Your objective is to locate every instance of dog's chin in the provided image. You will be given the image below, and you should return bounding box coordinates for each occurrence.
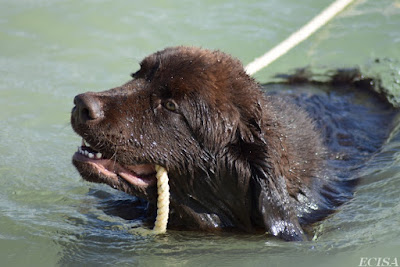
[72,140,157,200]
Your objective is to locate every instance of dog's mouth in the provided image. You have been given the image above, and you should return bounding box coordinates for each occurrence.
[72,139,157,190]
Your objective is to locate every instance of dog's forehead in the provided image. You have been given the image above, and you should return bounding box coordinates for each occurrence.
[142,49,206,74]
[137,51,202,93]
[135,47,253,105]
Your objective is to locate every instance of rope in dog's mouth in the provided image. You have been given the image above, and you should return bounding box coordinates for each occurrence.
[153,165,170,234]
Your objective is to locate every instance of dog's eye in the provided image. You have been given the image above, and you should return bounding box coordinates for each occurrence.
[164,101,177,111]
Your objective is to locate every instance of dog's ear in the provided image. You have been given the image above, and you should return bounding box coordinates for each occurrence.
[236,113,306,241]
[251,164,306,241]
[226,79,306,240]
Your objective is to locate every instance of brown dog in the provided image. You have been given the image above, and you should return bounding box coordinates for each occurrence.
[71,46,350,241]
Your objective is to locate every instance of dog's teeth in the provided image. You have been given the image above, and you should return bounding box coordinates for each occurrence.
[88,153,94,159]
[95,152,102,159]
[84,150,89,156]
[82,139,91,147]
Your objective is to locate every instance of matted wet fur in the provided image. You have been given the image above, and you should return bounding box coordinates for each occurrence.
[71,46,358,241]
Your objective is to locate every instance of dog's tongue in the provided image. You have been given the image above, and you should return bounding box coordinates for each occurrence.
[117,164,156,187]
[125,164,156,176]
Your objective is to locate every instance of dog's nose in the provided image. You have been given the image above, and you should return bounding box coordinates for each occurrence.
[73,93,103,124]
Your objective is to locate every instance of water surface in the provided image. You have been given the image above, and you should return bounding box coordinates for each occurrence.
[1,0,399,266]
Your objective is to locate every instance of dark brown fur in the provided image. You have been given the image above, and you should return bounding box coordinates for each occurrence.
[71,46,338,241]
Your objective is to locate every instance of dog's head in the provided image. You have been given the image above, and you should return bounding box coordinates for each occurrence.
[71,46,317,240]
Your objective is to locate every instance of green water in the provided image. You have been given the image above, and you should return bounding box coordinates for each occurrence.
[1,0,399,266]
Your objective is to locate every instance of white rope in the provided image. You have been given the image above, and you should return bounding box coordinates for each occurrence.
[153,165,170,234]
[245,0,356,76]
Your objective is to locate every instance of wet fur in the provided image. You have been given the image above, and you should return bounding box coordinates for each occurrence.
[71,46,352,241]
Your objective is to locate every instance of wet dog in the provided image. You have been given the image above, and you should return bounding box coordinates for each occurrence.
[71,46,367,240]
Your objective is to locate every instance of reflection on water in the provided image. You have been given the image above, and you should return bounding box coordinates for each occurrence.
[1,0,399,266]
